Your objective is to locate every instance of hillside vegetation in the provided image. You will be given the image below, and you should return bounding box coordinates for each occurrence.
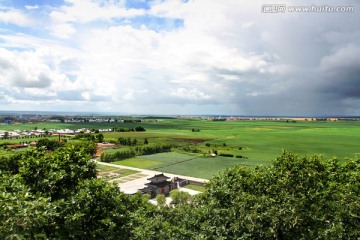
[1,142,359,239]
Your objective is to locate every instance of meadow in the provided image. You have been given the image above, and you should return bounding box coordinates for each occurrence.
[112,152,255,179]
[102,119,360,162]
[2,118,360,179]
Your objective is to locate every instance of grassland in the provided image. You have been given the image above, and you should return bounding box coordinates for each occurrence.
[96,164,139,180]
[2,119,360,179]
[112,152,281,179]
[100,119,360,162]
[183,184,207,192]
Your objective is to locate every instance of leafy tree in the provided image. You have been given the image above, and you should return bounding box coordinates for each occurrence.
[156,194,166,206]
[19,145,97,200]
[0,172,56,239]
[135,126,146,132]
[74,133,95,142]
[198,151,360,239]
[96,133,104,143]
[0,152,23,174]
[2,148,360,239]
[56,179,139,240]
[72,140,97,156]
[37,138,64,151]
[170,190,191,205]
[100,148,136,162]
[131,201,202,240]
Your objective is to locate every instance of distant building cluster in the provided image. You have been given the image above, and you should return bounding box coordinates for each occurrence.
[0,113,144,125]
[1,112,360,127]
[0,128,113,140]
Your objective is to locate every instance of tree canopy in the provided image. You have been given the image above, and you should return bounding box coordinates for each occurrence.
[1,147,359,239]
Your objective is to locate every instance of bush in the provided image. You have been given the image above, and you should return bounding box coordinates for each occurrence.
[135,144,172,155]
[170,190,191,205]
[156,194,166,206]
[135,126,146,132]
[219,153,233,157]
[100,149,136,162]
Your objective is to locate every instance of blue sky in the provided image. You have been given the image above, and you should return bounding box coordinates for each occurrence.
[0,0,360,115]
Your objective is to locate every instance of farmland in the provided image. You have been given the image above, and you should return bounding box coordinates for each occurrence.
[112,152,255,179]
[1,118,360,179]
[100,119,360,163]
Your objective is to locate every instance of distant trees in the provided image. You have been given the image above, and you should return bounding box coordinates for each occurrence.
[3,132,8,139]
[218,153,233,157]
[100,148,136,162]
[118,137,137,146]
[113,126,146,132]
[36,138,65,151]
[135,126,146,132]
[100,144,172,163]
[96,133,104,143]
[135,144,172,156]
[74,133,95,141]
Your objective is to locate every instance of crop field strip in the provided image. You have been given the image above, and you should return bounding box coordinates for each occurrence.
[2,119,360,179]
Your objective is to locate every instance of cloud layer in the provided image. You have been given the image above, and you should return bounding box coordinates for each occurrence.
[0,0,359,115]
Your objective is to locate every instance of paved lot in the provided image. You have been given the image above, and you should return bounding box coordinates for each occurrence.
[95,160,208,195]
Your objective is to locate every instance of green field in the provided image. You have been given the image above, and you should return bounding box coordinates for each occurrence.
[99,119,360,162]
[96,164,138,180]
[2,119,360,178]
[113,152,277,179]
[183,184,207,192]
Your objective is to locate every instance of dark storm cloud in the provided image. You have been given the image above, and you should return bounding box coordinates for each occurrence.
[318,45,360,99]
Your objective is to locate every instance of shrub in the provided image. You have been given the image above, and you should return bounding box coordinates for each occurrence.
[156,194,166,206]
[219,153,233,157]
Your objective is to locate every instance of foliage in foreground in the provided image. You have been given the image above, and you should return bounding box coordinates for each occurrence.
[133,151,360,239]
[197,152,360,239]
[1,147,359,239]
[0,143,139,239]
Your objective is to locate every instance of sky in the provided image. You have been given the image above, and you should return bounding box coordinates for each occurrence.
[0,0,359,116]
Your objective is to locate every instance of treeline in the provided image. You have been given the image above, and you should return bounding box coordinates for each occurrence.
[118,137,138,146]
[113,126,146,132]
[100,144,172,163]
[74,133,104,142]
[100,148,136,162]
